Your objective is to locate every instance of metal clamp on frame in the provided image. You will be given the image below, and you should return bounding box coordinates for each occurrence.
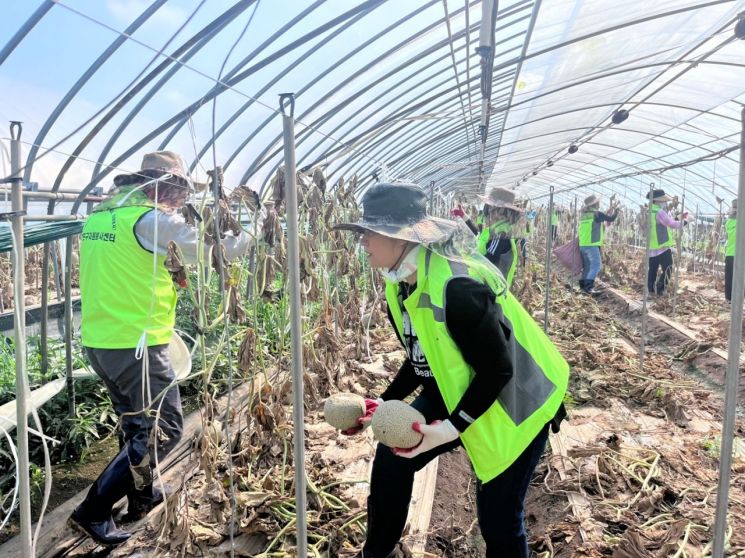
[278,92,295,118]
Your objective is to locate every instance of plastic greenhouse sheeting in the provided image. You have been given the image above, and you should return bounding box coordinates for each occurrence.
[0,0,744,215]
[0,221,84,253]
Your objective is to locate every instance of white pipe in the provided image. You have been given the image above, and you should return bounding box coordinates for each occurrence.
[9,120,33,558]
[280,93,308,558]
[711,106,745,558]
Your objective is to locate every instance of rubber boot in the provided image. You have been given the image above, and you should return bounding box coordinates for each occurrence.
[68,449,134,545]
[578,279,587,292]
[123,483,164,523]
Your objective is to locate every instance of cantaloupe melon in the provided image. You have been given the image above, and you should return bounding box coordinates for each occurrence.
[324,393,366,430]
[371,400,424,449]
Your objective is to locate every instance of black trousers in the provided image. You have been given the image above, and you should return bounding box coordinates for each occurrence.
[363,394,550,558]
[647,249,674,295]
[725,255,734,301]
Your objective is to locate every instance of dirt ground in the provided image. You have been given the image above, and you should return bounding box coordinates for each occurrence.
[0,435,119,545]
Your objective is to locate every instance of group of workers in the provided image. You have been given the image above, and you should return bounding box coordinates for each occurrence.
[71,148,733,558]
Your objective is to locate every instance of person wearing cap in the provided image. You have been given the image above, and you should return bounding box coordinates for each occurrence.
[335,183,568,558]
[724,199,737,302]
[71,151,252,544]
[646,188,688,297]
[469,187,525,287]
[577,194,619,294]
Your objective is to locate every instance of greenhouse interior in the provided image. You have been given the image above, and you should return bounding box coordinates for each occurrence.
[1,1,745,557]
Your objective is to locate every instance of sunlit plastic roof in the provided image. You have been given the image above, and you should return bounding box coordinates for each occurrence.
[1,0,744,215]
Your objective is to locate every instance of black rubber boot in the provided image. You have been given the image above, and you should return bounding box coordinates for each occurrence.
[578,279,587,291]
[68,449,134,545]
[123,483,164,523]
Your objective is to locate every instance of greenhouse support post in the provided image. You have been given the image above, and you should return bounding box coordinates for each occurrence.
[9,120,33,558]
[711,107,745,558]
[672,185,685,315]
[40,242,50,376]
[639,182,654,372]
[543,186,554,333]
[64,233,75,419]
[280,93,308,558]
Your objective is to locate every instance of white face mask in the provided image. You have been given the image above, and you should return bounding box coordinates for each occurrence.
[385,244,420,283]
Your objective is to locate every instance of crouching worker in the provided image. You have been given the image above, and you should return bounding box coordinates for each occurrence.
[333,183,569,558]
[71,151,251,544]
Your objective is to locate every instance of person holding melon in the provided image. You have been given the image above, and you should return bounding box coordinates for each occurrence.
[333,182,569,558]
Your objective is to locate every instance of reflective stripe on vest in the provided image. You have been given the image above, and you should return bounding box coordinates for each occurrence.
[725,218,737,257]
[649,205,674,249]
[80,201,177,348]
[385,249,569,482]
[478,221,517,287]
[578,212,604,247]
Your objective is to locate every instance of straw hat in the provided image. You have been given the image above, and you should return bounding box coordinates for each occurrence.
[333,183,458,244]
[478,187,524,212]
[582,194,600,211]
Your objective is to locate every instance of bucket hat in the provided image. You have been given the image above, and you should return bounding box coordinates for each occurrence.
[647,189,672,202]
[478,187,524,212]
[582,194,601,211]
[115,151,192,190]
[333,182,457,244]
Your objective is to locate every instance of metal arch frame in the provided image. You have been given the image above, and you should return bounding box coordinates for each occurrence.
[0,0,55,66]
[322,52,519,184]
[239,0,535,190]
[209,0,455,179]
[64,0,384,213]
[24,0,169,185]
[336,67,519,185]
[293,36,485,174]
[183,0,361,174]
[503,13,741,187]
[154,0,331,154]
[296,61,515,191]
[311,49,523,189]
[237,0,491,187]
[490,0,543,167]
[517,128,742,192]
[286,32,520,177]
[282,0,739,197]
[519,134,741,210]
[45,1,258,214]
[289,0,534,176]
[96,0,323,179]
[431,124,728,195]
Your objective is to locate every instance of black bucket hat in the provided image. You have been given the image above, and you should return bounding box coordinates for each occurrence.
[647,189,672,202]
[333,182,458,244]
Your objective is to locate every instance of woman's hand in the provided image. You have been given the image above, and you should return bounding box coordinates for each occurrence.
[341,398,382,435]
[392,419,459,458]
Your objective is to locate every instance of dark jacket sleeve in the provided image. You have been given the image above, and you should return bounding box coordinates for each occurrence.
[379,359,422,401]
[379,305,423,401]
[464,218,480,236]
[595,210,619,223]
[443,277,514,432]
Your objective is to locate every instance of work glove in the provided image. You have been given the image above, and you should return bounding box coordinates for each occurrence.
[341,398,382,435]
[450,207,465,218]
[393,419,459,458]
